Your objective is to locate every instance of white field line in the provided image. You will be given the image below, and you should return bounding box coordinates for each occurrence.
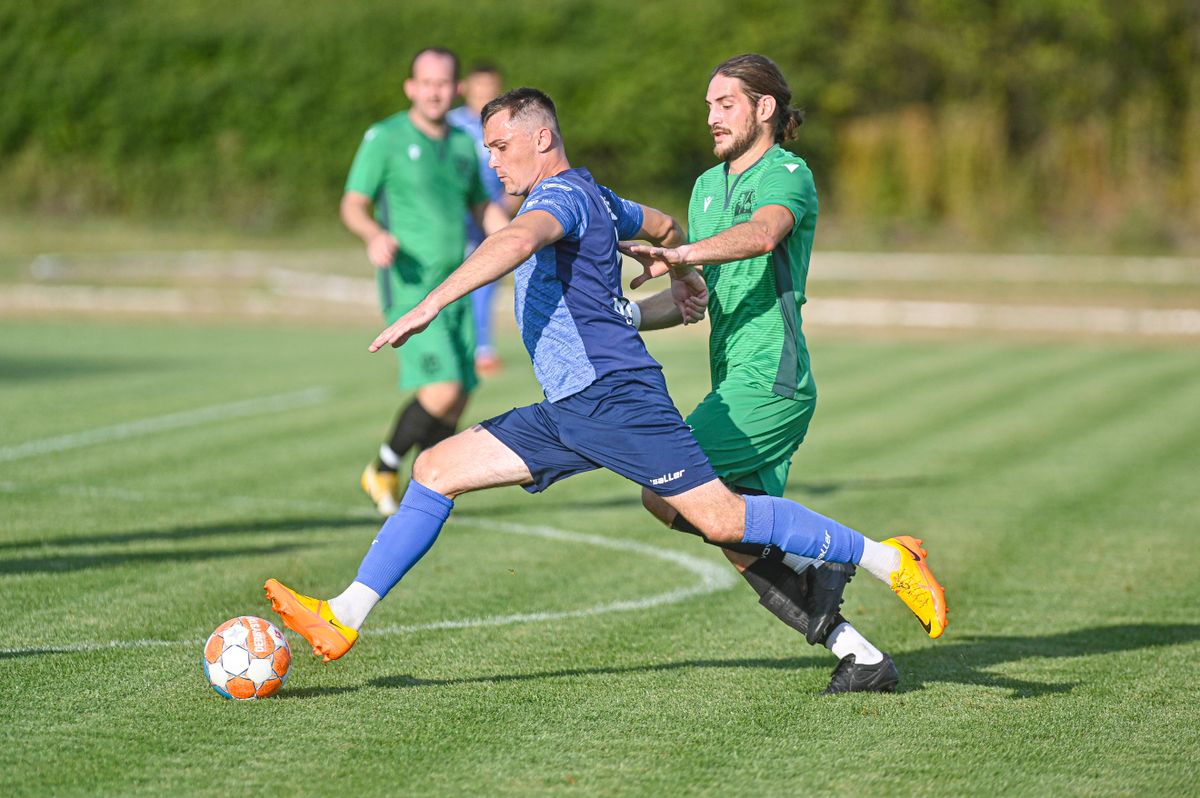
[0,387,330,463]
[0,490,737,657]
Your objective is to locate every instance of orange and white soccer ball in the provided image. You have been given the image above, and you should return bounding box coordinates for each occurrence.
[203,616,291,700]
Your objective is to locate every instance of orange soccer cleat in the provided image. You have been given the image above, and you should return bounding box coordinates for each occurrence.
[264,578,359,662]
[882,536,948,639]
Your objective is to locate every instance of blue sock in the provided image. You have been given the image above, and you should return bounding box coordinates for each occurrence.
[355,480,453,597]
[741,495,865,564]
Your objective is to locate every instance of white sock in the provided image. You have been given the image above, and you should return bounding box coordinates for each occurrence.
[327,581,382,630]
[825,621,884,665]
[857,539,901,584]
[378,444,401,470]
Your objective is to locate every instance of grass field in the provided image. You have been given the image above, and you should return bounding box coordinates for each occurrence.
[2,316,1198,797]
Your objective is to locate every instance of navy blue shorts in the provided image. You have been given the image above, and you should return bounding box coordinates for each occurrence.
[480,368,718,497]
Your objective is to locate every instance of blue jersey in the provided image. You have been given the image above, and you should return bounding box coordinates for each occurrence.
[513,168,658,401]
[447,105,507,247]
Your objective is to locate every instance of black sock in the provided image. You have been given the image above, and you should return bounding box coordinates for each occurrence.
[742,560,846,646]
[379,399,441,472]
[418,416,457,450]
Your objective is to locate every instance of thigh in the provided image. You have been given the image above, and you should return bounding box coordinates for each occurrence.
[479,402,600,493]
[414,424,533,498]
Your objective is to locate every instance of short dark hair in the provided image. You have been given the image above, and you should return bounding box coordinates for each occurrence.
[466,62,501,78]
[410,47,460,81]
[481,87,559,133]
[712,53,804,143]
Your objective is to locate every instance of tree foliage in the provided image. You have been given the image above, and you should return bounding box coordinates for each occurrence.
[2,0,1196,248]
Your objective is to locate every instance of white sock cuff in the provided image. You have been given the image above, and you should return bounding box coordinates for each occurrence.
[378,444,401,469]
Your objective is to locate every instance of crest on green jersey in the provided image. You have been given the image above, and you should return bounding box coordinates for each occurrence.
[733,189,755,216]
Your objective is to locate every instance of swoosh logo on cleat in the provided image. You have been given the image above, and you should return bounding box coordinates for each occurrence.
[918,617,931,633]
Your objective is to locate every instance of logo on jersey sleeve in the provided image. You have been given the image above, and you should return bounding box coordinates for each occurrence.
[703,196,713,212]
[784,163,799,173]
[408,144,421,161]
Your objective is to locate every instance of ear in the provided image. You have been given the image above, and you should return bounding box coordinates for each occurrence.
[457,80,468,96]
[403,78,416,101]
[535,126,553,153]
[757,95,777,125]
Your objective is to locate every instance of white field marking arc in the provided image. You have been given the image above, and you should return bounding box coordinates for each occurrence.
[0,490,738,657]
[0,387,330,463]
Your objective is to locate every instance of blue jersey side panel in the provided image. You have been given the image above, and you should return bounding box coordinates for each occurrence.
[513,168,658,401]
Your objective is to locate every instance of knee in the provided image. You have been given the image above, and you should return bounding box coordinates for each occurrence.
[641,488,672,526]
[411,448,441,490]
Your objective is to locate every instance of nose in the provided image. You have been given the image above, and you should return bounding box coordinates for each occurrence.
[707,106,721,128]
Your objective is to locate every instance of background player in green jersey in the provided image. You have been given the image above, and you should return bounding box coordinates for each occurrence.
[341,47,510,516]
[624,54,898,693]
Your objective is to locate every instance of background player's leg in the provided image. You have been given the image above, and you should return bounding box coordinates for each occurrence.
[471,280,502,375]
[644,486,882,655]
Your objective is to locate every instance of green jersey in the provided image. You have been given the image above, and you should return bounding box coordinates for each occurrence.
[345,112,489,285]
[687,144,818,399]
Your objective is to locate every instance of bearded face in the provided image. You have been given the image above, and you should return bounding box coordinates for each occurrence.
[705,74,770,164]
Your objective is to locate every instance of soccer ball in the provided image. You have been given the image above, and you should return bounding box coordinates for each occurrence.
[203,616,291,700]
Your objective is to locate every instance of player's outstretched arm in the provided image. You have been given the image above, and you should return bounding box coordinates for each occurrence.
[624,204,794,271]
[369,210,565,352]
[620,204,686,289]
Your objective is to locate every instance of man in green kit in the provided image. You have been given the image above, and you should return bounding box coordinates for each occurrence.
[623,54,901,693]
[341,46,509,516]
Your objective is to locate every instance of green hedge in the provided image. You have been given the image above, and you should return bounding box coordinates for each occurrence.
[2,0,1197,248]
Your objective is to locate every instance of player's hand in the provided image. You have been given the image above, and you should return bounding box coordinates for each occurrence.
[367,231,400,268]
[369,301,438,352]
[620,242,674,289]
[671,269,708,325]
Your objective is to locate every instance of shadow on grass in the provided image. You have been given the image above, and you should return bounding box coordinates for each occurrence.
[0,516,374,552]
[275,623,1200,701]
[0,354,178,383]
[0,543,311,576]
[791,475,941,497]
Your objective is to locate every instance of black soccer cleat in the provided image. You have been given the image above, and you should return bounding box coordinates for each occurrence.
[823,653,900,695]
[803,562,854,645]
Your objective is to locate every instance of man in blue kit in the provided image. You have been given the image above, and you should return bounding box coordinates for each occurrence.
[265,88,948,663]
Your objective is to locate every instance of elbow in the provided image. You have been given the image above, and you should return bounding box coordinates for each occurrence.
[752,226,777,256]
[505,227,540,261]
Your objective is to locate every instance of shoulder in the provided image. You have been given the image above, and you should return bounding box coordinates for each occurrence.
[763,147,813,183]
[447,125,478,153]
[361,112,409,143]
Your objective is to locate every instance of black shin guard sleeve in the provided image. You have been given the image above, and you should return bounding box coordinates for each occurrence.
[742,558,813,639]
[385,399,441,462]
[418,417,457,451]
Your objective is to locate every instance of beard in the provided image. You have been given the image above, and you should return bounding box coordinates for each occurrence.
[712,118,760,162]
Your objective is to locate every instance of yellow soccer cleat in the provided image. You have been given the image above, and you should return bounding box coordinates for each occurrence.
[361,462,400,516]
[882,536,948,639]
[264,579,359,662]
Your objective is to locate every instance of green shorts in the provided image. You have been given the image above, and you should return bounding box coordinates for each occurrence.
[685,378,815,496]
[378,267,477,393]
